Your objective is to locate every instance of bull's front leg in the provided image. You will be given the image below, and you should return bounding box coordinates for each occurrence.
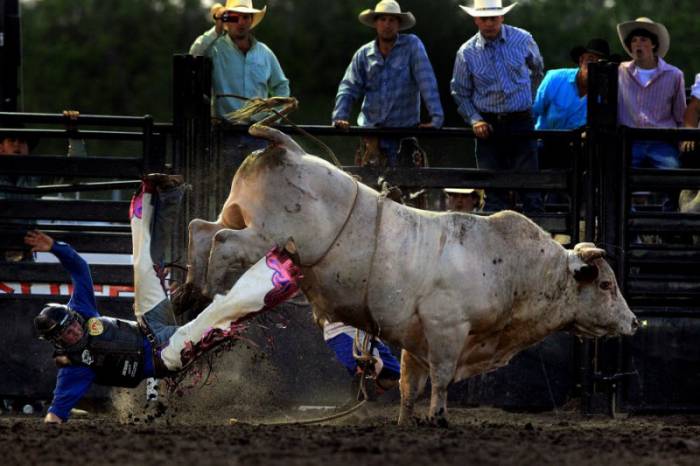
[171,219,225,320]
[206,228,273,298]
[422,305,469,428]
[398,349,429,426]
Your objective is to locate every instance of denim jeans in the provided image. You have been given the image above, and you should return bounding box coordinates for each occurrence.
[631,141,680,169]
[475,116,543,213]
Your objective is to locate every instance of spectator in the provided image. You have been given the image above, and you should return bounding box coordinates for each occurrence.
[1,125,40,262]
[534,38,610,133]
[617,17,686,169]
[332,0,443,168]
[681,73,700,160]
[190,0,290,122]
[444,188,485,213]
[451,0,544,213]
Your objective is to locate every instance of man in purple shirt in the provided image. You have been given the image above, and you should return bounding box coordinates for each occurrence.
[617,17,686,169]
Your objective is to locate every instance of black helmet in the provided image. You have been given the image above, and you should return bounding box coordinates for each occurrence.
[34,303,82,344]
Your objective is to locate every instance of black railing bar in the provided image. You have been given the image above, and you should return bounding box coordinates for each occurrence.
[629,211,700,219]
[219,123,582,140]
[0,180,141,194]
[0,128,145,140]
[630,307,700,317]
[0,112,154,126]
[623,126,700,139]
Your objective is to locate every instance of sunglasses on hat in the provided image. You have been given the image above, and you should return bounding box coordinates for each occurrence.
[220,11,252,23]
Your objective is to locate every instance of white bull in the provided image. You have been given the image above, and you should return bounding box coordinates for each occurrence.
[178,125,638,425]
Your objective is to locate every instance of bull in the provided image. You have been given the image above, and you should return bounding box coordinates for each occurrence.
[176,124,638,426]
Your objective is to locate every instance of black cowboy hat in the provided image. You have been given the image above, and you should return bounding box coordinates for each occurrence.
[570,38,611,64]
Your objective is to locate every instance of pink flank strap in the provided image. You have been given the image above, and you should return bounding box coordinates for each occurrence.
[263,247,303,310]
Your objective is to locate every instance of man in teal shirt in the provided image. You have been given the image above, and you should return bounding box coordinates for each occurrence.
[533,38,609,171]
[189,0,290,120]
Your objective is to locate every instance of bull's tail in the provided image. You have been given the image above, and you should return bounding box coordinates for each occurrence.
[249,124,306,156]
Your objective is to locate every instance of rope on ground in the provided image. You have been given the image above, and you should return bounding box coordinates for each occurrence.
[230,330,376,426]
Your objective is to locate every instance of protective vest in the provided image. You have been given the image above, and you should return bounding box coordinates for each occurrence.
[57,317,146,388]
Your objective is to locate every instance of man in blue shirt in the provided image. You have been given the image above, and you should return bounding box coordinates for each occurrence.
[451,0,543,212]
[28,175,187,423]
[29,174,303,423]
[332,0,444,167]
[533,38,610,171]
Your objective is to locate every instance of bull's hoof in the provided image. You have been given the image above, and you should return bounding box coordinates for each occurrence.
[428,416,449,429]
[170,282,213,322]
[397,415,419,427]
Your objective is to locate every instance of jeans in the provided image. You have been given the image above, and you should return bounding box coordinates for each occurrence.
[143,299,178,345]
[631,141,680,169]
[476,115,543,213]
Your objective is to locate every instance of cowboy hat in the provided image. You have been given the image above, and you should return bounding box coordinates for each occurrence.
[219,0,267,29]
[617,17,670,59]
[570,38,610,64]
[444,188,485,209]
[359,0,416,31]
[460,0,517,17]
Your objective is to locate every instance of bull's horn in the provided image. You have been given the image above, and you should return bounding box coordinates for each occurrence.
[573,242,597,253]
[249,124,305,156]
[574,244,606,263]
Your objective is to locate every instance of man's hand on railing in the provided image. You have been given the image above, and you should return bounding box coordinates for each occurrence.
[472,121,492,139]
[681,140,696,153]
[24,230,54,253]
[333,120,350,131]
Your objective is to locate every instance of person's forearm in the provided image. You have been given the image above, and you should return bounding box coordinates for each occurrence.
[684,100,700,128]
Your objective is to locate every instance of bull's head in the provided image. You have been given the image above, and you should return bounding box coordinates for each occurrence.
[567,243,639,338]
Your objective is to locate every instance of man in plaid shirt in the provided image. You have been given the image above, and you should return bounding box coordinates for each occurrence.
[332,0,443,167]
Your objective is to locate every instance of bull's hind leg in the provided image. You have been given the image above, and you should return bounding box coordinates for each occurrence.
[398,349,429,426]
[206,227,273,297]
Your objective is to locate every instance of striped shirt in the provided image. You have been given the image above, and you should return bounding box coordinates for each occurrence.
[617,58,686,128]
[332,34,444,128]
[190,27,290,118]
[451,24,544,125]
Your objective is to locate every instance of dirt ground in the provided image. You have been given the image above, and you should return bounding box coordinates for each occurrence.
[3,403,700,466]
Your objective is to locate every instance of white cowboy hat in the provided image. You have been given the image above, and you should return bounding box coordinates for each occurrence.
[222,0,267,29]
[444,188,483,195]
[358,0,416,31]
[617,17,670,59]
[460,0,517,17]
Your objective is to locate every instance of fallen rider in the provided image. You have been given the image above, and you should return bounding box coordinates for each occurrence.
[29,174,301,423]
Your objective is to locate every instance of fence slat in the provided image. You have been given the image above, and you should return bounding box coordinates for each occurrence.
[0,155,143,178]
[0,200,130,222]
[0,263,133,284]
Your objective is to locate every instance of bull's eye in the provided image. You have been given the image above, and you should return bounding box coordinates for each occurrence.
[599,281,613,291]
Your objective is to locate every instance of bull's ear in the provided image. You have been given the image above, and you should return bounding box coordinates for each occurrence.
[573,243,606,263]
[568,251,600,283]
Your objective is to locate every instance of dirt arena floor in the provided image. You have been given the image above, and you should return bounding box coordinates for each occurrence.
[3,403,700,466]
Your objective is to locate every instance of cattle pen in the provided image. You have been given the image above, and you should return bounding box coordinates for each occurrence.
[2,54,700,465]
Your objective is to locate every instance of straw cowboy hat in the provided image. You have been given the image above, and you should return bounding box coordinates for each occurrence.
[217,0,267,29]
[444,188,486,207]
[569,38,610,64]
[359,0,416,31]
[460,0,517,17]
[617,17,670,58]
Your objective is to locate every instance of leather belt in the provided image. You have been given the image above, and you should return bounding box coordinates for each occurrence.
[481,110,532,123]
